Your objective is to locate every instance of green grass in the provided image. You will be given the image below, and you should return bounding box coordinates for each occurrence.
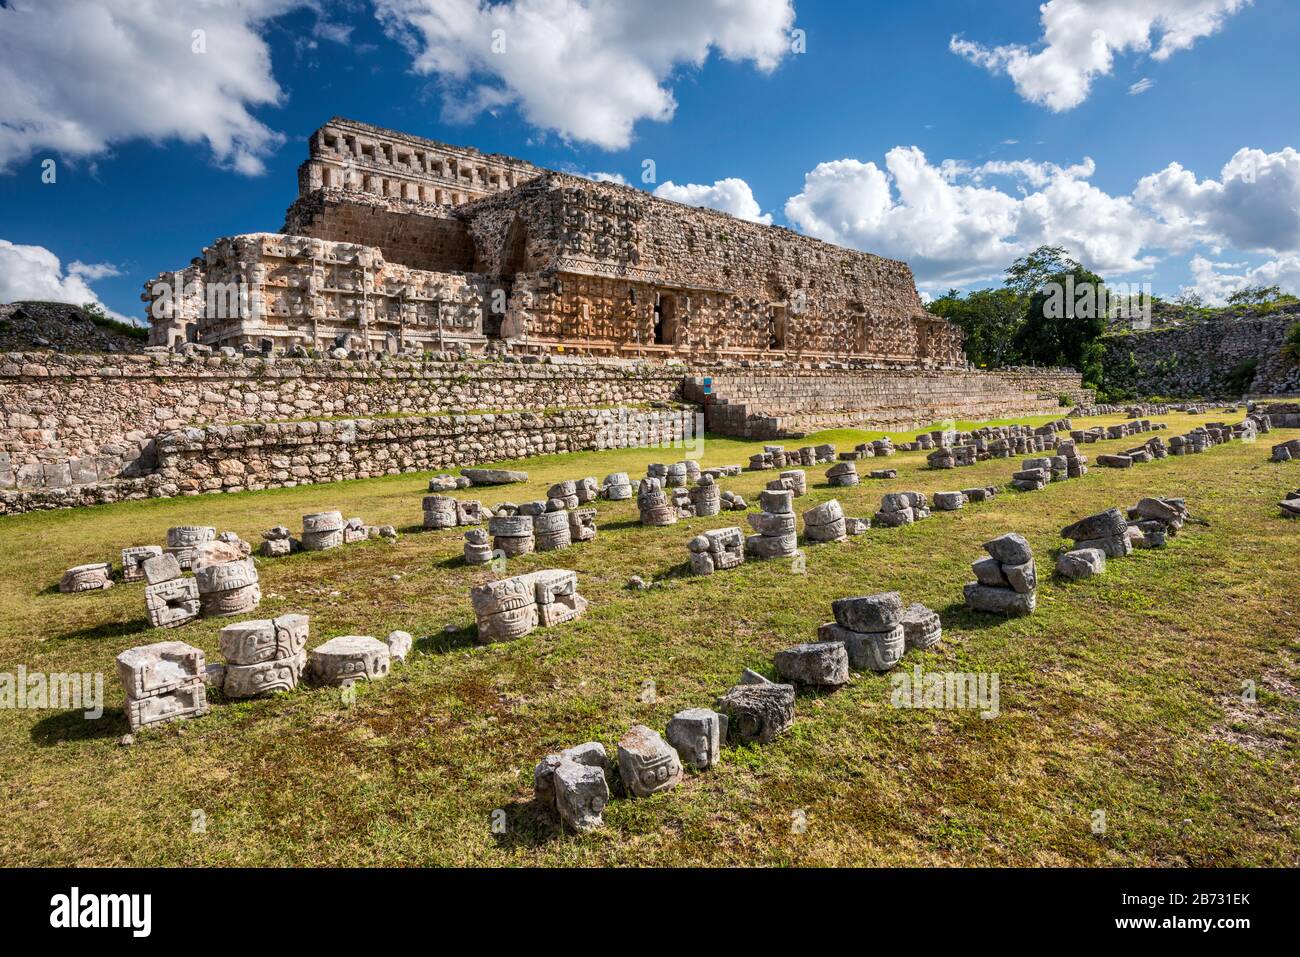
[0,412,1297,866]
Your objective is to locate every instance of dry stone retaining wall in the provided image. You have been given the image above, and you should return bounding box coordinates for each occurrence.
[1099,312,1300,398]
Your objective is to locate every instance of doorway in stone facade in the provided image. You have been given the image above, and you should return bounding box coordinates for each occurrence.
[653,293,678,345]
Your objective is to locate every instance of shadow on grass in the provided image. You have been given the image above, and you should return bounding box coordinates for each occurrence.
[30,708,129,746]
[491,798,566,848]
[415,624,479,655]
[51,617,151,642]
[937,601,1022,632]
[599,518,643,532]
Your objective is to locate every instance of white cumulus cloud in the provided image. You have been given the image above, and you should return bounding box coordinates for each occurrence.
[951,0,1250,111]
[372,0,797,149]
[0,0,325,175]
[654,178,773,224]
[1182,253,1300,304]
[783,143,1300,295]
[0,239,133,322]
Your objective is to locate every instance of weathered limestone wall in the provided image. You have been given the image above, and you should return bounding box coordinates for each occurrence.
[0,354,686,492]
[153,408,696,496]
[1099,312,1300,398]
[688,367,1090,436]
[0,351,1087,512]
[460,174,964,364]
[282,190,478,273]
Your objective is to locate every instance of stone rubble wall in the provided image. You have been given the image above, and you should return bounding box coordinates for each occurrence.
[1099,312,1300,398]
[0,351,1087,512]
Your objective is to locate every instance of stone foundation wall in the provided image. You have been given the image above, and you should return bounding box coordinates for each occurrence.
[0,350,1087,512]
[689,367,1090,437]
[1099,312,1300,398]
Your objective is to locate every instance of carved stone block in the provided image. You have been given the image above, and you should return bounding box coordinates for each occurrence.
[617,724,683,797]
[665,708,727,769]
[121,546,163,583]
[59,562,113,593]
[308,635,391,685]
[144,577,200,628]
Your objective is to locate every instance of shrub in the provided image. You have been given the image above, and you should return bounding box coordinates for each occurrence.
[1282,321,1300,365]
[1225,358,1259,395]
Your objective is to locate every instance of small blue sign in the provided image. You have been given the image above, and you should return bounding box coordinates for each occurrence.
[703,376,712,395]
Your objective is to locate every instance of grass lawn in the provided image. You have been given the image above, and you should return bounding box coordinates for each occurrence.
[0,411,1297,866]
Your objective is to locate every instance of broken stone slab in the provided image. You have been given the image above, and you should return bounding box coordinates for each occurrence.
[121,546,163,583]
[308,635,391,686]
[774,641,850,687]
[1003,560,1038,594]
[818,621,906,672]
[553,759,609,833]
[534,741,610,807]
[142,552,183,585]
[192,539,248,570]
[869,469,897,479]
[1073,534,1133,558]
[144,577,200,628]
[59,562,113,593]
[972,556,1009,587]
[665,708,727,770]
[963,582,1036,616]
[385,630,413,661]
[1097,454,1134,468]
[873,506,914,527]
[845,517,870,535]
[831,592,904,632]
[716,681,796,744]
[933,491,965,511]
[617,724,684,797]
[901,603,942,650]
[1061,508,1128,542]
[1057,548,1107,579]
[1134,521,1168,548]
[982,533,1033,566]
[739,668,770,685]
[461,468,528,485]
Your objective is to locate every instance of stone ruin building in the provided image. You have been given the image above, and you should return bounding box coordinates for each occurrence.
[144,117,963,365]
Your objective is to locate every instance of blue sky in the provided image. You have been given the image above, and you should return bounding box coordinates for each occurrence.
[2,0,1298,323]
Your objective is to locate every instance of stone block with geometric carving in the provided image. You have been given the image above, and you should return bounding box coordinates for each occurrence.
[116,640,209,731]
[617,724,683,798]
[164,525,216,570]
[301,511,344,551]
[59,562,114,593]
[144,576,201,629]
[470,569,586,643]
[308,635,391,686]
[195,557,261,618]
[121,546,163,583]
[687,526,745,576]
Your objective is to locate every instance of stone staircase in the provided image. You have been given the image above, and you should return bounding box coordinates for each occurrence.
[685,368,1090,438]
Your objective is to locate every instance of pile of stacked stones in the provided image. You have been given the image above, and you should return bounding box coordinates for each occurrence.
[687,526,746,575]
[825,461,859,486]
[1012,439,1087,489]
[600,472,633,500]
[926,443,979,469]
[215,613,310,698]
[802,499,851,543]
[1271,438,1300,462]
[965,533,1037,615]
[488,508,535,556]
[471,569,587,643]
[260,526,298,557]
[835,438,896,462]
[290,511,397,550]
[1281,490,1300,519]
[1126,497,1189,548]
[116,640,209,731]
[1056,508,1130,582]
[423,495,484,530]
[139,536,261,627]
[748,446,787,470]
[746,488,800,559]
[547,478,599,507]
[874,491,930,527]
[690,474,722,516]
[637,477,678,527]
[766,468,807,499]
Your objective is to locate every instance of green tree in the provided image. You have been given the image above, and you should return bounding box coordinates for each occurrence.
[1226,284,1282,306]
[1015,263,1107,388]
[1005,245,1080,299]
[929,286,1025,367]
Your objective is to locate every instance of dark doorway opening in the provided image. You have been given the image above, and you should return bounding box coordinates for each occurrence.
[653,293,677,345]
